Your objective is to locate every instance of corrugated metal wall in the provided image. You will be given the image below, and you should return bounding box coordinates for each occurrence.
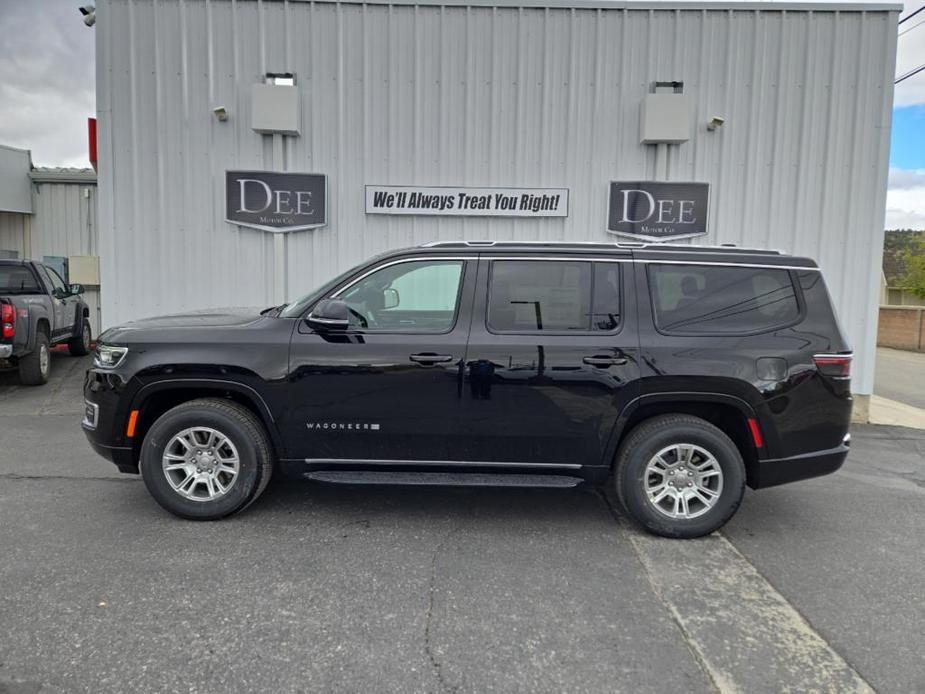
[96,0,898,395]
[30,181,102,335]
[0,182,102,336]
[0,212,27,257]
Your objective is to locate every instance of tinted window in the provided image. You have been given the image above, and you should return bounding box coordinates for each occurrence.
[45,267,67,294]
[488,261,621,332]
[0,265,42,294]
[648,264,799,334]
[338,260,464,332]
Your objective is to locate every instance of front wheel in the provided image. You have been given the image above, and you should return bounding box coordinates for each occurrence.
[139,398,274,520]
[614,414,746,539]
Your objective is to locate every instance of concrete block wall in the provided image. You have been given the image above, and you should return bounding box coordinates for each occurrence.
[877,306,925,352]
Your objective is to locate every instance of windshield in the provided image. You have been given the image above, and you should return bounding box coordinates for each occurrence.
[279,265,364,318]
[0,264,42,294]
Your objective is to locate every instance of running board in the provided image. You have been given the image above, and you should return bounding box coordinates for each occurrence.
[305,471,583,488]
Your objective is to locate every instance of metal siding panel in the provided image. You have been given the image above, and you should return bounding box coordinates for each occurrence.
[99,0,897,394]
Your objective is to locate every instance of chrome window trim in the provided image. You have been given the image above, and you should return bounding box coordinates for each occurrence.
[637,259,820,272]
[331,256,476,297]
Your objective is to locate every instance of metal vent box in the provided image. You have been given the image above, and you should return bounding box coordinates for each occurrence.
[250,84,301,136]
[639,93,691,144]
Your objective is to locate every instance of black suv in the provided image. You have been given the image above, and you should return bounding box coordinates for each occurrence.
[83,241,852,537]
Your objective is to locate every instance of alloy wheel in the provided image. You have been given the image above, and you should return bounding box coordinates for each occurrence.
[644,443,724,520]
[162,426,240,502]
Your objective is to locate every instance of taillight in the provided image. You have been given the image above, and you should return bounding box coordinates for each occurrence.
[1,303,14,339]
[813,353,852,379]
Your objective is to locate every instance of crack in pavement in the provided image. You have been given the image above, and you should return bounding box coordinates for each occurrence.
[423,521,463,694]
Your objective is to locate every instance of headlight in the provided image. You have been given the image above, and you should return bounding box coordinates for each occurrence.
[94,344,128,369]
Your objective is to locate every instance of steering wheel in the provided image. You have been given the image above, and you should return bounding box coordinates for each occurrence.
[347,306,378,329]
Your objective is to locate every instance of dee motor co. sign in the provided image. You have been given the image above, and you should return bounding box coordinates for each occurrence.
[366,186,568,217]
[608,181,708,241]
[226,170,327,232]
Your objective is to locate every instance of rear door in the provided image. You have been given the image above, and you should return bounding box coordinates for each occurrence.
[458,252,641,469]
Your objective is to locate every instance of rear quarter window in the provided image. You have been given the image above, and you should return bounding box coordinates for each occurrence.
[647,264,801,335]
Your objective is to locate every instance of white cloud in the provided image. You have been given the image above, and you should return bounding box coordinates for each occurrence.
[0,0,94,168]
[888,167,925,190]
[886,168,925,230]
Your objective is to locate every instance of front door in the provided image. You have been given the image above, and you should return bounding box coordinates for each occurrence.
[458,254,640,469]
[286,254,477,463]
[40,266,73,341]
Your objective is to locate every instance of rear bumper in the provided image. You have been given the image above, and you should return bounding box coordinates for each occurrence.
[0,344,12,359]
[749,434,850,489]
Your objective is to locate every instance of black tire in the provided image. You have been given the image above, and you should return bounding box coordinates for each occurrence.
[614,414,746,539]
[68,318,91,356]
[19,329,50,386]
[139,398,274,520]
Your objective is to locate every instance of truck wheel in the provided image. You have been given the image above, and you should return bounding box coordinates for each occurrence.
[68,319,91,356]
[19,330,50,386]
[139,398,274,520]
[614,414,746,539]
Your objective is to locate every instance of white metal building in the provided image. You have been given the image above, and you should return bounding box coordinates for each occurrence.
[0,146,102,335]
[95,0,899,411]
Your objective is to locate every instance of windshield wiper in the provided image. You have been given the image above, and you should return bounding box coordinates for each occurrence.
[260,304,287,316]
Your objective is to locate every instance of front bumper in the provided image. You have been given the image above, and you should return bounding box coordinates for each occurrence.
[83,432,136,473]
[749,434,850,489]
[83,369,139,474]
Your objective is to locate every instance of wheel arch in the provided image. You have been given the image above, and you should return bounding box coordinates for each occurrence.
[128,379,286,469]
[609,392,764,488]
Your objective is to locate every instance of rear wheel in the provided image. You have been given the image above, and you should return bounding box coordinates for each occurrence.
[19,330,50,386]
[139,398,274,520]
[69,318,91,356]
[614,414,746,538]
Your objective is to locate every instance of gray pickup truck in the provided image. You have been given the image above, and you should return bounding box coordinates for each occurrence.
[0,259,92,385]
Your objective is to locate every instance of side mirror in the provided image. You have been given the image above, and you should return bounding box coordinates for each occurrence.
[306,298,349,331]
[383,287,400,310]
[69,284,84,296]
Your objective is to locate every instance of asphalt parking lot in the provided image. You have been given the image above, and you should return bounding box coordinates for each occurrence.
[1,354,923,693]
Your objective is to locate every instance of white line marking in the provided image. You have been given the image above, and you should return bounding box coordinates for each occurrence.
[626,528,874,694]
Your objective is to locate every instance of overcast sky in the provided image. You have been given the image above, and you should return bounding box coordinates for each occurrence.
[0,0,922,228]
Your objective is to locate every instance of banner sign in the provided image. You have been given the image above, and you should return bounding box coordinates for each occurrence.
[365,185,568,218]
[226,170,327,232]
[607,181,708,241]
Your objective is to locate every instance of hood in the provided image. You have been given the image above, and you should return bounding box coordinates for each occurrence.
[99,307,267,343]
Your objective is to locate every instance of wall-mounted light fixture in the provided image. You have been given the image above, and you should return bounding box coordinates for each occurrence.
[213,106,229,122]
[78,4,96,27]
[707,116,726,131]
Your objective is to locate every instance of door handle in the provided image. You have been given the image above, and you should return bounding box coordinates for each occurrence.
[410,353,454,365]
[582,355,628,367]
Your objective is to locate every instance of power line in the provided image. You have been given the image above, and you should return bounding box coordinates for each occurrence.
[899,15,925,36]
[899,5,925,24]
[896,63,925,85]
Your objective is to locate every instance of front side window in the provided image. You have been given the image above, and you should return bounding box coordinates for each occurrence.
[45,267,68,296]
[648,264,800,335]
[487,260,621,333]
[337,260,464,332]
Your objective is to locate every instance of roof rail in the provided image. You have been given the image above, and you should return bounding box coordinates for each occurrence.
[419,240,784,254]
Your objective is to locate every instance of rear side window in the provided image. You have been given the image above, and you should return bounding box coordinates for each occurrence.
[648,264,800,335]
[0,265,42,294]
[488,260,621,333]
